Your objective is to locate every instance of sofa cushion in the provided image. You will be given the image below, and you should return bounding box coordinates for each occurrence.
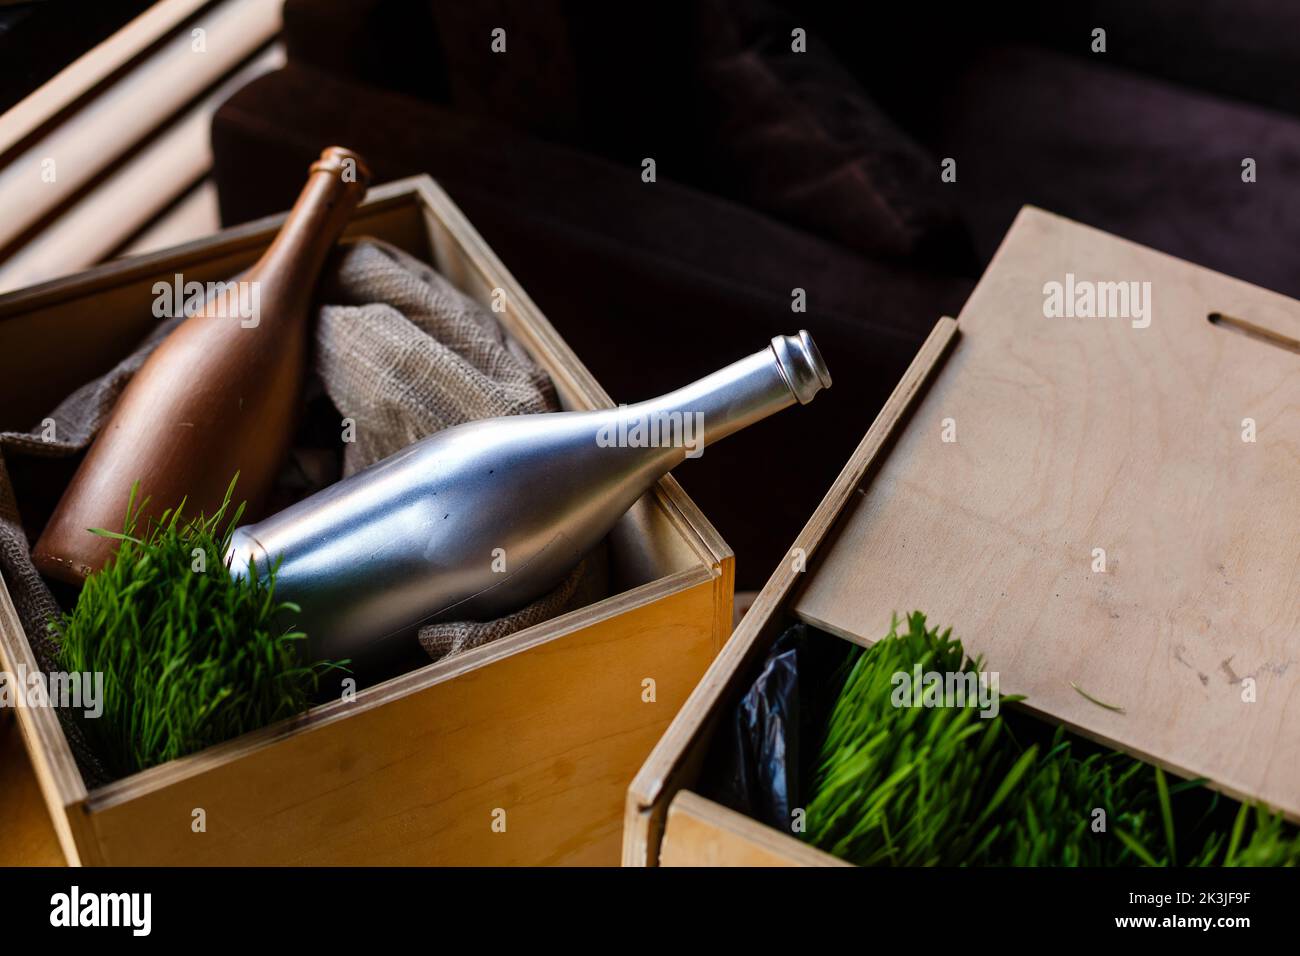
[931,44,1300,299]
[690,0,973,267]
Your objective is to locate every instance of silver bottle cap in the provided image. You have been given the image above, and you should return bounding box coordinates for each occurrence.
[770,330,832,404]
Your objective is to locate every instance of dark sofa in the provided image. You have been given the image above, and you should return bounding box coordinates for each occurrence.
[210,0,1300,587]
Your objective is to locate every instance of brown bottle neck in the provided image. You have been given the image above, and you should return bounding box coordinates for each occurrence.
[248,153,370,314]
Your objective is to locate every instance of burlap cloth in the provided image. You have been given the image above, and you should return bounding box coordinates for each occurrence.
[0,237,605,783]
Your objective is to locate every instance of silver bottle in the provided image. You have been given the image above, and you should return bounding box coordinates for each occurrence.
[227,331,830,661]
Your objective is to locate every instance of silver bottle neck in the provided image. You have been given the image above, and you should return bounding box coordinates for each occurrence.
[622,330,832,451]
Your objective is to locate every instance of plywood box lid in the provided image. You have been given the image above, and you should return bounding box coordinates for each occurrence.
[794,206,1300,819]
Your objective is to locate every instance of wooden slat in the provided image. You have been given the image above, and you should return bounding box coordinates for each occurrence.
[0,0,281,255]
[0,718,64,866]
[0,46,283,291]
[0,0,212,159]
[0,563,87,864]
[118,179,222,258]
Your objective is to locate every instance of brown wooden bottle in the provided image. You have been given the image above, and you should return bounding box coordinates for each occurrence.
[33,146,371,584]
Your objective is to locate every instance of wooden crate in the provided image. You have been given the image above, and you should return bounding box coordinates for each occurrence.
[0,176,734,866]
[626,206,1300,866]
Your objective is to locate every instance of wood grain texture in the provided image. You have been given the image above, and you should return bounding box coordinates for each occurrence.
[660,791,848,867]
[0,718,65,866]
[0,0,282,255]
[78,575,721,865]
[623,319,959,866]
[0,177,734,865]
[119,179,221,259]
[796,207,1300,820]
[0,47,283,292]
[0,566,86,864]
[0,0,210,159]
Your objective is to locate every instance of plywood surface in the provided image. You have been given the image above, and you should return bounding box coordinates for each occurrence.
[79,575,722,865]
[795,207,1300,819]
[0,717,65,866]
[660,791,848,867]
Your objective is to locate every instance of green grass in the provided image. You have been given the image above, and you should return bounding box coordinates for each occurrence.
[804,612,1300,866]
[52,477,341,778]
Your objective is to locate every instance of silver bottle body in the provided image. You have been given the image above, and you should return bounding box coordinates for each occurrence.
[227,332,830,662]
